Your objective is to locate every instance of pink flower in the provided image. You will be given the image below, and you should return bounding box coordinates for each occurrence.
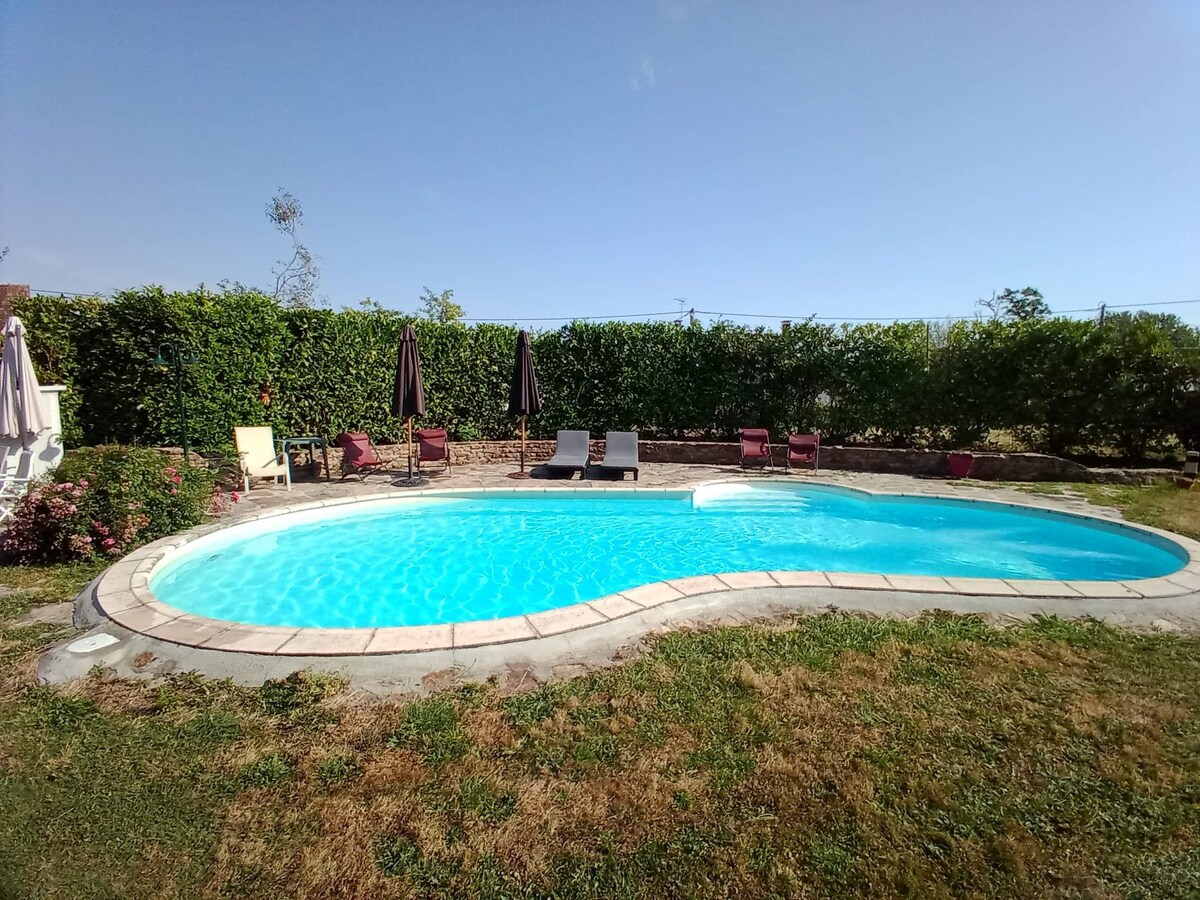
[100,537,115,549]
[171,474,182,484]
[79,479,89,488]
[169,487,178,496]
[231,491,241,503]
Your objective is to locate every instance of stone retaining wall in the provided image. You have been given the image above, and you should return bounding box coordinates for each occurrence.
[262,439,1144,483]
[159,439,1177,483]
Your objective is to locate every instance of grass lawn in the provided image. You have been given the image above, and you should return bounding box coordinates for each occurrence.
[1,483,1199,898]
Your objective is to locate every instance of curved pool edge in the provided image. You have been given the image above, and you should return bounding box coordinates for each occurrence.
[91,479,1200,657]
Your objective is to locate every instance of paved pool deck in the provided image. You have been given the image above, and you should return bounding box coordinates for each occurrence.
[38,463,1200,694]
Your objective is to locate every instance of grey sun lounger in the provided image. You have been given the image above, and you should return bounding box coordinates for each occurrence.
[597,431,639,481]
[544,430,590,479]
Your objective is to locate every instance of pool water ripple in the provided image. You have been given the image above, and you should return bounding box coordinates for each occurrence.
[150,485,1186,628]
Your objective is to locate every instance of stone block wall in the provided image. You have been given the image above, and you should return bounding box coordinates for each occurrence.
[164,438,1158,483]
[282,439,1096,482]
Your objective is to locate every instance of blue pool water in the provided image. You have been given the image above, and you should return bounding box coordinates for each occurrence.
[150,485,1186,628]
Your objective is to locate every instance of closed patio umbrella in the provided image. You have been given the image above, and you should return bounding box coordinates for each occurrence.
[507,329,542,476]
[0,317,50,449]
[391,324,426,481]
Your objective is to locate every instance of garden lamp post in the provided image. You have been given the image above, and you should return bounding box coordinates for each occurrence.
[154,341,199,461]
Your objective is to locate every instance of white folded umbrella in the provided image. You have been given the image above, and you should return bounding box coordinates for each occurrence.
[0,316,50,448]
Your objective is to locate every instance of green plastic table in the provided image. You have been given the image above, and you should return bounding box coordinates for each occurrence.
[282,436,331,481]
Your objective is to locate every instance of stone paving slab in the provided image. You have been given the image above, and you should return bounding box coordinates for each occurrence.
[200,626,299,654]
[279,628,376,656]
[366,625,455,654]
[884,575,955,593]
[827,573,891,590]
[1007,580,1083,598]
[770,570,832,587]
[943,578,1023,597]
[454,616,537,648]
[587,594,644,619]
[716,571,779,590]
[528,605,608,636]
[621,582,687,607]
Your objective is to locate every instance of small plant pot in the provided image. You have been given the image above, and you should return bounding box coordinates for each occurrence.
[948,452,975,479]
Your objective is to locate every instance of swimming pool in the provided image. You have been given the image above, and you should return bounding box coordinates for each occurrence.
[149,483,1187,629]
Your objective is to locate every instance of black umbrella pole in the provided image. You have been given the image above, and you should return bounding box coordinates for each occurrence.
[407,416,413,480]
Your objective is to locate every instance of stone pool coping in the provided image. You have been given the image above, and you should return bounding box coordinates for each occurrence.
[90,480,1200,656]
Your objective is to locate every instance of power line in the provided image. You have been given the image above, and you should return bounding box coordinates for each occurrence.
[29,288,116,298]
[25,289,683,322]
[24,287,1200,324]
[694,299,1200,323]
[460,310,680,323]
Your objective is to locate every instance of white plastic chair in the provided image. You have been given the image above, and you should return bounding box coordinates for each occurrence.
[0,447,33,521]
[234,426,291,492]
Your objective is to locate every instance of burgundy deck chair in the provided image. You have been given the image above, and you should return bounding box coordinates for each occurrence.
[739,428,774,472]
[335,432,386,481]
[416,428,451,475]
[786,433,820,472]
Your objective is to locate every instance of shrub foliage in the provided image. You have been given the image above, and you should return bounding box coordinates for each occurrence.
[0,446,218,564]
[13,289,1200,456]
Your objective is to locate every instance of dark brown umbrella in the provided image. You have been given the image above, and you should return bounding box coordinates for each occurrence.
[507,329,542,474]
[391,324,426,479]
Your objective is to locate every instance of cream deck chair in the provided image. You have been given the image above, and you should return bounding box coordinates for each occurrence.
[234,426,291,492]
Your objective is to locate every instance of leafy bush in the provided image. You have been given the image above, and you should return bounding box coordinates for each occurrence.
[13,289,1200,457]
[0,447,218,564]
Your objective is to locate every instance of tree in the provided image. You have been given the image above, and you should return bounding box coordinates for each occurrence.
[978,287,1049,321]
[1104,311,1200,349]
[416,287,464,322]
[266,190,320,308]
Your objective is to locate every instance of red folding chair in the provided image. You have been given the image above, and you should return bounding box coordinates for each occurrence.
[786,433,820,472]
[416,428,451,476]
[335,432,386,481]
[739,428,773,472]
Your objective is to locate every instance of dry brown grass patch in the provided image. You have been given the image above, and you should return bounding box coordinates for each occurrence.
[72,674,160,716]
[356,748,429,793]
[463,705,518,751]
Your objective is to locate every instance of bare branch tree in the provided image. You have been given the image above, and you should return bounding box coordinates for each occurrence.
[266,190,320,307]
[977,291,1003,320]
[976,287,1049,321]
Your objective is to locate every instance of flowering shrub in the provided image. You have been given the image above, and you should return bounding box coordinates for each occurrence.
[1,446,222,564]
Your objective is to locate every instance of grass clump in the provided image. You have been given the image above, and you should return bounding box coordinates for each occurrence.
[238,753,294,789]
[387,696,469,767]
[258,670,344,722]
[459,775,518,823]
[315,753,360,788]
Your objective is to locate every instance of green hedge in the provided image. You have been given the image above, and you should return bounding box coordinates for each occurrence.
[13,288,1200,457]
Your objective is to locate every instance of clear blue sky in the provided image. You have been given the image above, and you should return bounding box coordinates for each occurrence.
[2,1,1197,324]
